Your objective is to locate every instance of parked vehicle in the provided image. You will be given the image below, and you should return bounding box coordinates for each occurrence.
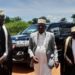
[47,22,75,49]
[47,22,75,62]
[11,24,49,65]
[11,22,75,65]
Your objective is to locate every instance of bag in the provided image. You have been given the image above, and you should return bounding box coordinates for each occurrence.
[48,54,54,69]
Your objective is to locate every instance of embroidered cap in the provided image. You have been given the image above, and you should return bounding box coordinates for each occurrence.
[38,18,46,24]
[0,10,4,16]
[71,26,75,32]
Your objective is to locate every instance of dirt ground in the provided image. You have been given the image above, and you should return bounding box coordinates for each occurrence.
[12,63,60,75]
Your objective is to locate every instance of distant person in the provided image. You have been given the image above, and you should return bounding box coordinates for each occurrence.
[28,18,59,75]
[0,10,12,75]
[64,26,75,75]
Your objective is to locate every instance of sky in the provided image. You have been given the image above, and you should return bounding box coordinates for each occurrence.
[0,0,75,22]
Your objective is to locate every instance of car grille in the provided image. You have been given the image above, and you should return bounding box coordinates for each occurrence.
[12,47,29,60]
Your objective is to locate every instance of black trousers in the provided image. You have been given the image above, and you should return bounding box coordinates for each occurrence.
[64,64,75,75]
[0,63,12,75]
[60,62,65,75]
[0,65,9,75]
[58,50,64,75]
[0,57,13,75]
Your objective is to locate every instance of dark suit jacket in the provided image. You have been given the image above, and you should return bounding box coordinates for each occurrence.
[64,37,75,75]
[0,25,12,75]
[65,37,74,64]
[28,31,58,62]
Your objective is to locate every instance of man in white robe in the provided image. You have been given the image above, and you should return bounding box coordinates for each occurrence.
[28,18,59,75]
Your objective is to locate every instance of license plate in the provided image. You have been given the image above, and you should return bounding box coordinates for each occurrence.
[16,40,29,47]
[16,41,25,46]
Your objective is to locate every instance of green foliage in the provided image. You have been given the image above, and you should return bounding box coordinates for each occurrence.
[32,18,38,24]
[5,16,50,36]
[60,17,67,23]
[10,16,22,22]
[71,14,75,18]
[5,16,10,23]
[5,21,30,35]
[28,20,33,24]
[5,16,22,23]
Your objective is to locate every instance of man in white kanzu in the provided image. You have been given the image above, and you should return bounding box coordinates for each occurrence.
[28,18,59,75]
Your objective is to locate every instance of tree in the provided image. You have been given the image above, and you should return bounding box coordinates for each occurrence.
[46,19,50,23]
[71,14,75,23]
[5,16,10,23]
[11,16,22,22]
[60,18,67,23]
[28,20,33,24]
[14,16,21,21]
[71,14,75,18]
[32,18,38,24]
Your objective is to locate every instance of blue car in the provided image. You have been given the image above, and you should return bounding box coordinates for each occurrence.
[11,24,49,65]
[11,22,75,66]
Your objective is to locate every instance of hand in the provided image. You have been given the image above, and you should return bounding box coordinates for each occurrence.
[0,58,4,64]
[66,56,73,65]
[68,59,73,65]
[0,54,6,64]
[32,56,39,63]
[54,61,59,68]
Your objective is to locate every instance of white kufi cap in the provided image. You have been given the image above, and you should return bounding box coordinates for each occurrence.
[0,10,4,16]
[38,19,46,24]
[71,26,75,32]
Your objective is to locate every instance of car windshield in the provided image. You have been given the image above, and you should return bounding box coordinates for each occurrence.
[21,24,38,34]
[47,23,60,29]
[19,24,49,35]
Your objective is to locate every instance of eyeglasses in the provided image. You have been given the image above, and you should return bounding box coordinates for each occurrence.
[38,25,46,29]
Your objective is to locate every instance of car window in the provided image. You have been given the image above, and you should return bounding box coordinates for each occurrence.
[47,23,75,36]
[21,24,38,34]
[47,23,75,31]
[20,24,49,35]
[47,23,60,32]
[60,23,75,35]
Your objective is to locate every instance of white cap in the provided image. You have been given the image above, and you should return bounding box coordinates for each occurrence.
[38,18,46,24]
[71,26,75,32]
[0,10,4,16]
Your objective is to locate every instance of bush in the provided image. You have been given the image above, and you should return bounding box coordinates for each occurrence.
[5,21,30,35]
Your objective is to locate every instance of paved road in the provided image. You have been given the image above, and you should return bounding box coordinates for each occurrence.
[12,63,60,75]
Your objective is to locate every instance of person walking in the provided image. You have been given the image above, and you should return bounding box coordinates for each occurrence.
[0,10,12,75]
[28,18,59,75]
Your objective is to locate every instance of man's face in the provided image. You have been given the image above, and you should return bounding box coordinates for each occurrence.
[71,32,75,39]
[0,15,4,26]
[37,23,46,34]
